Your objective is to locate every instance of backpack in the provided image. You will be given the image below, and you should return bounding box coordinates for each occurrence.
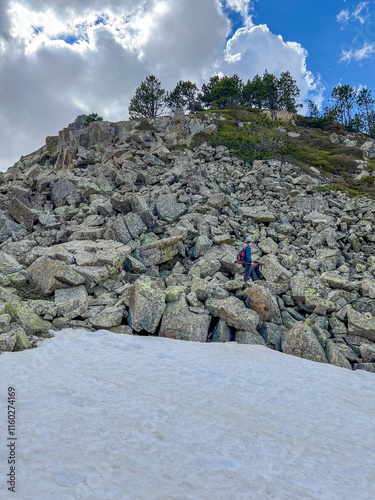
[236,247,247,265]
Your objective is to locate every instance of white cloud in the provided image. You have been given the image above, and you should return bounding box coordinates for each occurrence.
[336,9,350,24]
[336,1,372,25]
[221,25,319,102]
[340,41,375,62]
[0,0,320,171]
[353,1,371,24]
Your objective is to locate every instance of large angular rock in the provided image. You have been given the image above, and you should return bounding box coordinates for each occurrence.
[159,296,210,342]
[5,301,52,335]
[282,322,328,363]
[319,272,350,290]
[239,206,276,222]
[9,197,39,231]
[128,277,166,334]
[245,285,282,324]
[189,255,221,278]
[261,255,292,284]
[292,196,328,212]
[361,139,375,158]
[210,319,231,343]
[68,226,105,241]
[235,330,266,345]
[55,286,89,319]
[347,307,375,341]
[110,193,132,214]
[325,340,352,370]
[124,213,147,239]
[4,324,30,351]
[359,279,375,299]
[155,194,186,222]
[257,321,287,351]
[193,235,212,258]
[51,178,80,206]
[191,278,229,302]
[291,273,330,309]
[137,236,182,267]
[359,341,375,363]
[90,306,124,329]
[28,260,86,295]
[0,214,28,244]
[0,251,24,276]
[309,227,337,248]
[123,256,147,274]
[205,296,259,331]
[0,331,17,352]
[61,240,131,268]
[107,216,132,244]
[258,238,278,255]
[207,193,229,209]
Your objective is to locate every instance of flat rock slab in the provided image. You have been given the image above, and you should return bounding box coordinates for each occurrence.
[55,286,89,320]
[5,302,52,335]
[238,205,276,222]
[205,296,259,331]
[347,307,375,341]
[28,260,86,295]
[159,297,210,342]
[137,236,182,267]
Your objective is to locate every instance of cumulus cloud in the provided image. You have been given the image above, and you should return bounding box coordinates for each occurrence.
[0,0,318,171]
[221,25,319,102]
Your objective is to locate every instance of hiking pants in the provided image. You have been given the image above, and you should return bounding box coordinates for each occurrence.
[244,263,261,282]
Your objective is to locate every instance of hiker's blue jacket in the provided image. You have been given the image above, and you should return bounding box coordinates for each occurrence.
[245,245,252,264]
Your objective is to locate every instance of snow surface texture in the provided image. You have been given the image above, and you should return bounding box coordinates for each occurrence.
[0,329,375,500]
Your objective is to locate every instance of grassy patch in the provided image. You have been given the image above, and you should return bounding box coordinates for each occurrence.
[203,107,284,162]
[190,107,375,197]
[281,133,362,177]
[318,176,375,198]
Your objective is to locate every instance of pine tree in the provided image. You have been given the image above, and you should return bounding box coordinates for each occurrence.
[200,76,220,108]
[128,75,166,118]
[331,84,357,126]
[242,74,264,108]
[277,71,301,113]
[262,71,279,110]
[357,88,375,136]
[166,80,202,113]
[209,75,243,108]
[307,100,319,118]
[85,113,103,126]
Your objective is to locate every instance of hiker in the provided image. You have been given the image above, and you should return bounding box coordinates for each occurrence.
[243,237,263,282]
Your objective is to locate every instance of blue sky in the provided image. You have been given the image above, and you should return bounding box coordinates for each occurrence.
[251,1,375,102]
[0,0,375,170]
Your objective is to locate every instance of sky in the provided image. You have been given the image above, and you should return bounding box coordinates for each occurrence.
[0,0,375,171]
[0,328,374,499]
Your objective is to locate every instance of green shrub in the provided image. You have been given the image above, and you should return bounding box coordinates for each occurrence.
[85,113,103,126]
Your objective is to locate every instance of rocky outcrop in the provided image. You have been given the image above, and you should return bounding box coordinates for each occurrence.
[282,322,328,364]
[1,110,375,373]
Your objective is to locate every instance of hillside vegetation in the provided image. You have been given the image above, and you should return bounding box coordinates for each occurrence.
[190,107,375,198]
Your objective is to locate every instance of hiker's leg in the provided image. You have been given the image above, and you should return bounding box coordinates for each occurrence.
[244,264,251,282]
[249,266,258,281]
[253,263,262,280]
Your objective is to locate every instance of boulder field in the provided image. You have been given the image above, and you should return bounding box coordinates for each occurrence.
[1,110,375,373]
